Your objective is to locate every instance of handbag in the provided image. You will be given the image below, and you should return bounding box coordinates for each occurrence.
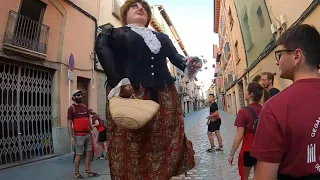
[109,95,160,129]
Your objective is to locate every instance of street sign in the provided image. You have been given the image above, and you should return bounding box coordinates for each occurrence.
[68,53,74,71]
[68,69,74,81]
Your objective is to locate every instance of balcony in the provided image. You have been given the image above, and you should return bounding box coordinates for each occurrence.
[3,11,49,59]
[216,52,221,63]
[224,42,231,59]
[112,0,122,19]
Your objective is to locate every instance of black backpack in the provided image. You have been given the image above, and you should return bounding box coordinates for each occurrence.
[244,106,259,134]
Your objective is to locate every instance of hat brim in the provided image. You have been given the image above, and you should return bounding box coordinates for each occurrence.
[72,90,82,96]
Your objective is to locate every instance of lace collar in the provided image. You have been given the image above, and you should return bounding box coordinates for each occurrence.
[127,24,162,54]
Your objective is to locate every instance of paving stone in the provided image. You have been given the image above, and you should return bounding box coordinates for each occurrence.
[171,110,241,180]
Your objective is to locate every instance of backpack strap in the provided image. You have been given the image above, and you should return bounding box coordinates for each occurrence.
[244,106,258,120]
[71,104,75,114]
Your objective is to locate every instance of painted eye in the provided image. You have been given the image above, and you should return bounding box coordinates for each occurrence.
[131,4,138,9]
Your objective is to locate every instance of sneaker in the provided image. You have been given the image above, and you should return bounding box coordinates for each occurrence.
[206,148,215,152]
[216,145,223,151]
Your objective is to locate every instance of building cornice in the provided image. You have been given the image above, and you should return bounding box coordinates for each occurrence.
[214,0,221,33]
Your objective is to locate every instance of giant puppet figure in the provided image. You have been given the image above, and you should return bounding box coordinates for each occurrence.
[95,0,201,179]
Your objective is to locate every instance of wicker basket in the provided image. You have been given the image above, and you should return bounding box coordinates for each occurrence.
[109,95,160,129]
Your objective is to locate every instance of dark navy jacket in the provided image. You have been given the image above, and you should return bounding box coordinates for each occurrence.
[95,26,187,88]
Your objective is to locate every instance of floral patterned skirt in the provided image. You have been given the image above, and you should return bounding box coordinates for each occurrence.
[106,85,195,180]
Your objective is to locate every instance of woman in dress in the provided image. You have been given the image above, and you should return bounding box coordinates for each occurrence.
[95,0,196,179]
[228,82,264,180]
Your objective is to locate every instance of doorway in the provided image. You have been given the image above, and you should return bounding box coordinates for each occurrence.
[0,61,53,166]
[14,0,47,52]
[232,91,237,115]
[77,77,90,107]
[237,80,245,108]
[19,0,47,22]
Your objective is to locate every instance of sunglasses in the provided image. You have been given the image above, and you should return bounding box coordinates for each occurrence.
[74,94,82,97]
[274,49,295,62]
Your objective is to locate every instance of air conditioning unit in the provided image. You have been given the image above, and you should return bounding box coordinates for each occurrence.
[233,74,237,81]
[270,23,277,35]
[280,14,287,25]
[112,0,121,19]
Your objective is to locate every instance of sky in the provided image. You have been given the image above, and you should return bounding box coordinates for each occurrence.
[147,0,219,90]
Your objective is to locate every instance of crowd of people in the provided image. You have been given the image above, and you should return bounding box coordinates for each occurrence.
[207,24,320,180]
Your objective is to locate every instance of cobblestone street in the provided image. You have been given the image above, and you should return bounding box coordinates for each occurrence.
[0,109,241,180]
[171,109,240,180]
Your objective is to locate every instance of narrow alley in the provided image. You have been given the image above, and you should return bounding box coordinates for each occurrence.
[0,109,240,180]
[172,109,240,180]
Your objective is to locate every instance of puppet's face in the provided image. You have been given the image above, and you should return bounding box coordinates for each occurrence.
[126,2,148,26]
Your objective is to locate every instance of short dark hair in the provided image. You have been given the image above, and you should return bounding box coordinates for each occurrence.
[247,82,263,102]
[209,94,215,97]
[252,75,261,83]
[277,24,320,70]
[261,72,274,85]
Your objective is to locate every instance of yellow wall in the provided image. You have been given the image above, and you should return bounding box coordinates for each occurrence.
[249,2,320,91]
[265,0,313,28]
[223,0,247,78]
[98,0,122,27]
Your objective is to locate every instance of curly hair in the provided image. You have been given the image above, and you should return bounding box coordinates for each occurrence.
[120,0,152,27]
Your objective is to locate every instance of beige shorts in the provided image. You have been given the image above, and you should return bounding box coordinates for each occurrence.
[74,134,92,155]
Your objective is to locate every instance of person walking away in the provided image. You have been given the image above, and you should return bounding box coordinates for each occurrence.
[251,24,320,179]
[67,90,99,179]
[95,0,195,179]
[261,72,280,97]
[89,109,107,159]
[228,82,263,180]
[206,94,223,152]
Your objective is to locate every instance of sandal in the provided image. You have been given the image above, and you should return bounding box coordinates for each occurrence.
[75,172,83,179]
[86,170,99,177]
[216,145,223,151]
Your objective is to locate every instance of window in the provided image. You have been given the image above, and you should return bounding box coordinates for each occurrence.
[224,42,230,58]
[242,10,253,50]
[228,7,234,30]
[257,6,265,28]
[235,41,240,64]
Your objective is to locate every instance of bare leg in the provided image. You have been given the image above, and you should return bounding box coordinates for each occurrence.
[207,132,215,150]
[243,166,253,180]
[215,130,223,150]
[85,150,92,171]
[74,154,81,172]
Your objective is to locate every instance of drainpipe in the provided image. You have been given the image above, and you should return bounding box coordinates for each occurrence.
[63,0,98,79]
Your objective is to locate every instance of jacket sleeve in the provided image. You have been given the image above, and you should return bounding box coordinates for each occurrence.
[164,34,187,72]
[95,28,122,88]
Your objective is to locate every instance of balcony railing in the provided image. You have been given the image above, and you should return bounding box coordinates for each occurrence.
[216,52,221,63]
[3,11,49,58]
